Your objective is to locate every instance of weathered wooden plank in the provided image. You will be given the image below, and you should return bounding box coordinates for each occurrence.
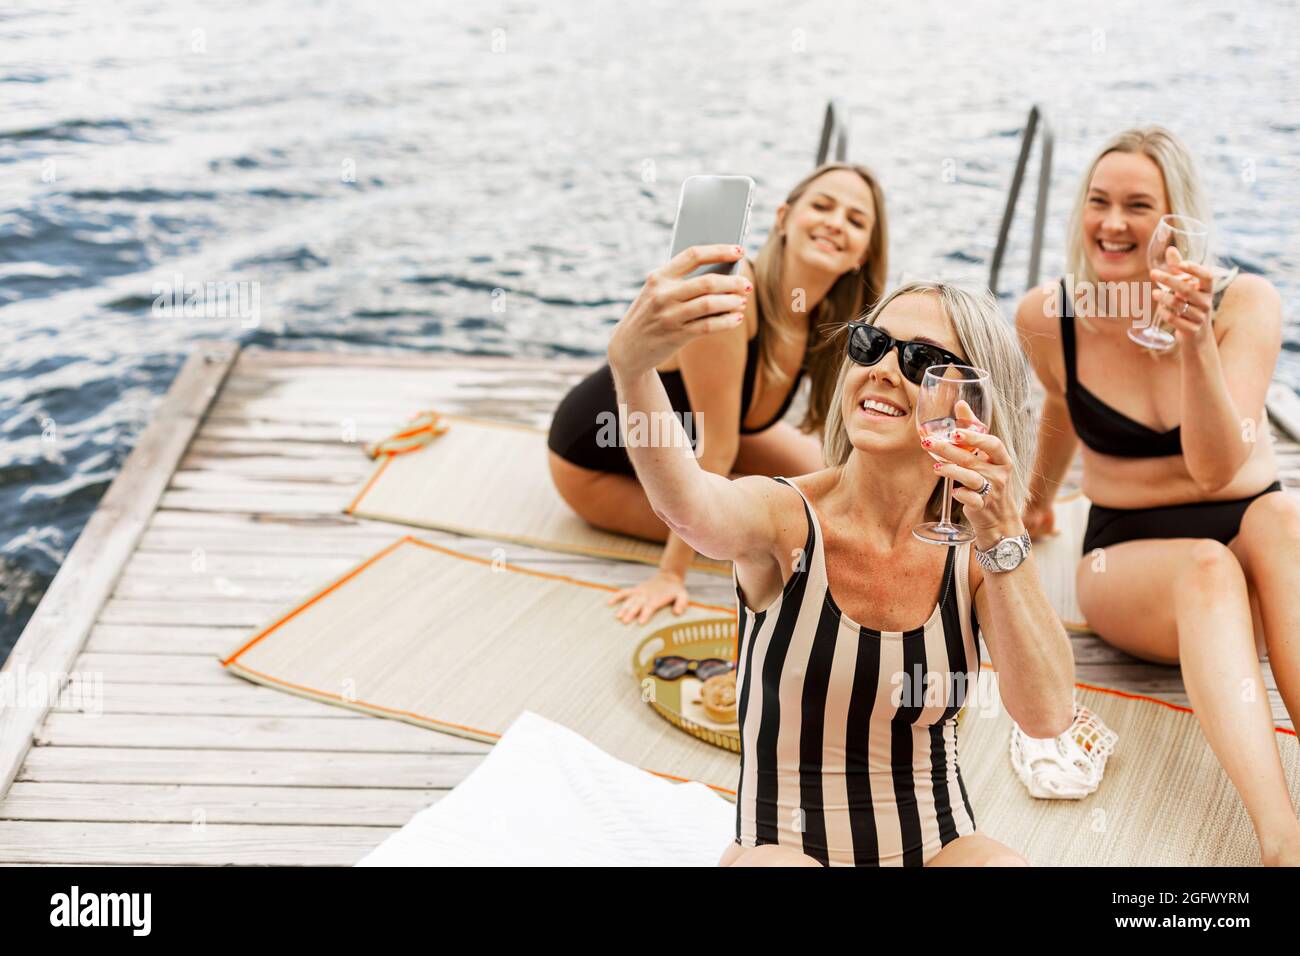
[176,455,371,481]
[1267,382,1300,441]
[0,342,242,801]
[145,506,395,533]
[186,436,367,461]
[137,527,410,557]
[54,681,356,718]
[36,713,485,754]
[112,574,343,604]
[18,746,485,787]
[98,599,284,627]
[0,782,442,827]
[158,489,350,514]
[17,743,486,790]
[69,652,247,685]
[85,624,249,656]
[0,820,392,865]
[168,470,363,493]
[125,551,362,580]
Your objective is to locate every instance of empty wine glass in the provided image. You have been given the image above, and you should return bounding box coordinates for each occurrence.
[914,365,991,546]
[1129,214,1210,352]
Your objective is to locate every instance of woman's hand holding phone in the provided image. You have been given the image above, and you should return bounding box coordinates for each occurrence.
[607,244,751,380]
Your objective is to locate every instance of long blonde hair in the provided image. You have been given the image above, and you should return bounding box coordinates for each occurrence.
[1065,126,1214,291]
[750,162,889,435]
[821,281,1035,522]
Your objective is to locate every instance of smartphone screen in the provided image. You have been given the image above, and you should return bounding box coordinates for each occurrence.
[668,175,755,278]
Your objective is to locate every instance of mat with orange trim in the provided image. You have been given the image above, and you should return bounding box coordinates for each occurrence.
[962,677,1300,865]
[222,534,1300,864]
[344,411,732,576]
[221,535,742,793]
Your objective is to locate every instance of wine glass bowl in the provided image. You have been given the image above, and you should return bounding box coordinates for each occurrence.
[913,365,991,546]
[1129,214,1210,352]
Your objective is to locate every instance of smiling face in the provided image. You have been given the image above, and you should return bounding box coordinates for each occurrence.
[1082,150,1170,283]
[778,168,876,277]
[840,292,965,453]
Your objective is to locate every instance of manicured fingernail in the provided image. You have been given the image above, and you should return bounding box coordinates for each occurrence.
[933,462,942,471]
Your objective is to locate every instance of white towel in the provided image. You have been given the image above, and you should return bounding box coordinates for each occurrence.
[356,711,736,866]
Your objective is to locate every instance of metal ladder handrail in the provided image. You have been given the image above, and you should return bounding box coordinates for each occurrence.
[989,104,1054,296]
[815,98,849,166]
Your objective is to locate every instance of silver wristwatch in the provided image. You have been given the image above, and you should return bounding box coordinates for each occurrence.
[974,532,1032,573]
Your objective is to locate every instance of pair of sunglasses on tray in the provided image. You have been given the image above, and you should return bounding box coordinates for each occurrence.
[845,321,967,385]
[651,656,735,681]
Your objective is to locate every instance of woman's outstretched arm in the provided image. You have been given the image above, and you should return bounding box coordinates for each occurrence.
[608,244,779,562]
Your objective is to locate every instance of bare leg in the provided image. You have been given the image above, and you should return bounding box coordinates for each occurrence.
[733,422,823,478]
[926,833,1028,866]
[718,843,823,867]
[1077,537,1300,865]
[548,450,669,542]
[1230,492,1300,740]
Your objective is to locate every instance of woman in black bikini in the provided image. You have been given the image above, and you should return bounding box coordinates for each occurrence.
[1017,127,1300,865]
[548,163,888,624]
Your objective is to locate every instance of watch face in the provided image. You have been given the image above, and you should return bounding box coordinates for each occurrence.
[994,540,1022,571]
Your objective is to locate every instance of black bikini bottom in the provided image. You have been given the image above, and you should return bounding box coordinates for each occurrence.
[546,364,697,477]
[1081,480,1282,555]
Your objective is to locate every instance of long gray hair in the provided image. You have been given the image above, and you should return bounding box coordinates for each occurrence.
[821,281,1035,522]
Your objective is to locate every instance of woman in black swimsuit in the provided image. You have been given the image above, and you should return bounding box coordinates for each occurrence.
[1017,127,1300,865]
[548,163,889,623]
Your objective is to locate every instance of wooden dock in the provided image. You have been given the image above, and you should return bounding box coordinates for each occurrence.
[1,342,1297,866]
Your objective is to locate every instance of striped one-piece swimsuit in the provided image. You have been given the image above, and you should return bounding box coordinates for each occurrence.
[732,476,981,866]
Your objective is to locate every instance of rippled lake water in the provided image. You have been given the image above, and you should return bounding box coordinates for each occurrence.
[2,0,1298,660]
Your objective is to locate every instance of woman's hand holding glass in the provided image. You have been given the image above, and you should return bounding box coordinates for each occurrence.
[1151,247,1216,349]
[925,398,1023,549]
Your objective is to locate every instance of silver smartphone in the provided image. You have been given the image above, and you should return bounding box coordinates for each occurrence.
[668,175,756,278]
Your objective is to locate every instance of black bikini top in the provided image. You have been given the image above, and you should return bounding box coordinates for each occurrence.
[738,259,804,433]
[660,266,805,434]
[1058,278,1182,458]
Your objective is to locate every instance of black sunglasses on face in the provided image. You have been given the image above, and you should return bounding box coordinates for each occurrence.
[845,322,966,385]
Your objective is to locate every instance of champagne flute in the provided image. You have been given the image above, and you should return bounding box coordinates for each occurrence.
[914,365,991,545]
[1129,214,1210,352]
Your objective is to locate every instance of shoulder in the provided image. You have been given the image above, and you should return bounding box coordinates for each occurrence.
[730,473,804,526]
[1015,278,1066,391]
[1014,279,1062,337]
[728,474,809,570]
[1217,273,1282,329]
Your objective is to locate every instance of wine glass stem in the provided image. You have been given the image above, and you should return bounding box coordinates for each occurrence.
[939,475,955,529]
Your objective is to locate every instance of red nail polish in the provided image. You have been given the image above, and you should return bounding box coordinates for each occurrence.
[921,438,932,448]
[933,462,942,471]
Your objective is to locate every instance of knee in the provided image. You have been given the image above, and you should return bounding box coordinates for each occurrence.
[728,844,824,867]
[981,850,1030,867]
[548,452,593,515]
[1241,493,1300,552]
[1178,540,1244,594]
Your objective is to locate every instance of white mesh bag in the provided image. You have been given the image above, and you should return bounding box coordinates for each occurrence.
[1009,701,1118,799]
